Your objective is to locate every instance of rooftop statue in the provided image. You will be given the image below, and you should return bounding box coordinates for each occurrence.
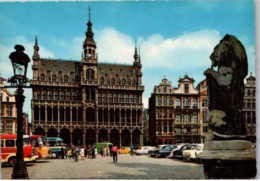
[204,34,248,139]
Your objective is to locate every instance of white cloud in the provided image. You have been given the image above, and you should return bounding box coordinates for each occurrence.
[93,28,222,70]
[96,27,135,64]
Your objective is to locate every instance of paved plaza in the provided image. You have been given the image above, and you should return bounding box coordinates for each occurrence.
[1,155,204,179]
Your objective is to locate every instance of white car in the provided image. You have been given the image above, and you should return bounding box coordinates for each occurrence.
[136,146,156,155]
[182,144,204,160]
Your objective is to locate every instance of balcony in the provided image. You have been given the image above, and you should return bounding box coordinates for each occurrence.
[30,80,80,87]
[99,84,144,91]
[81,80,98,86]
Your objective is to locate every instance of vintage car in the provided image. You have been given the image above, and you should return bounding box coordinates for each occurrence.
[118,147,130,154]
[135,146,156,155]
[182,144,204,161]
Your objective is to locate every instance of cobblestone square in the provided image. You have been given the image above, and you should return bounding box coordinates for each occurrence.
[1,155,204,179]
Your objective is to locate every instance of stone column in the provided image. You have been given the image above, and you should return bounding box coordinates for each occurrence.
[70,105,72,124]
[57,106,60,125]
[70,132,73,145]
[95,131,98,143]
[102,108,104,124]
[130,132,133,146]
[83,131,86,146]
[51,105,54,124]
[45,104,47,124]
[119,109,121,127]
[108,129,110,142]
[119,130,122,147]
[108,108,110,126]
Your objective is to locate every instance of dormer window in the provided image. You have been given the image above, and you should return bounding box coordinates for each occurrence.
[86,69,94,80]
[40,74,45,81]
[64,75,69,82]
[111,78,115,85]
[100,78,104,84]
[52,74,57,82]
[122,79,126,85]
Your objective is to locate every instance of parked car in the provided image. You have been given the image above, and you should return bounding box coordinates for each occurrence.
[182,144,204,161]
[118,147,130,154]
[148,145,168,157]
[169,144,185,158]
[154,145,177,158]
[135,146,156,155]
[172,144,194,158]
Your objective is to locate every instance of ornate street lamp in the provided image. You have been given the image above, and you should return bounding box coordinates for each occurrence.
[8,44,30,179]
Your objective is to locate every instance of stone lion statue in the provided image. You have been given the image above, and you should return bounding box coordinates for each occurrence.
[204,34,248,139]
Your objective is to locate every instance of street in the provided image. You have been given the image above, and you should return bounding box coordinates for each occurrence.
[1,155,204,179]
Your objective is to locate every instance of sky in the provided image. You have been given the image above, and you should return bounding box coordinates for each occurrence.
[0,0,256,122]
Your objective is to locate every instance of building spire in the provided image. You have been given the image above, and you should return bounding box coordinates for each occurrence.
[33,36,40,59]
[134,39,138,60]
[83,6,96,49]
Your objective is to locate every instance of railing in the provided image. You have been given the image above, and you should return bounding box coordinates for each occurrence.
[99,84,144,91]
[81,80,98,85]
[30,80,80,87]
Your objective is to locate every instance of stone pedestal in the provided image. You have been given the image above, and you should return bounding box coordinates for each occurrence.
[198,140,256,179]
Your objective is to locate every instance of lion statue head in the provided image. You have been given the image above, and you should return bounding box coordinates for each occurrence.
[209,34,248,79]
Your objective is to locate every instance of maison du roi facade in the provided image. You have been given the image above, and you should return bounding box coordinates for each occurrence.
[148,74,256,145]
[30,15,144,147]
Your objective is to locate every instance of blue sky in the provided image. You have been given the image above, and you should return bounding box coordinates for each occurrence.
[0,0,255,122]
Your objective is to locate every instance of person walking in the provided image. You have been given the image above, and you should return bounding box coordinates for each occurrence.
[130,145,134,156]
[112,145,118,163]
[100,146,103,157]
[84,146,87,158]
[71,145,75,159]
[91,146,95,159]
[61,146,65,159]
[75,146,79,162]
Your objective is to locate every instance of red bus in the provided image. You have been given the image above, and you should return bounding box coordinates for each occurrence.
[1,134,38,166]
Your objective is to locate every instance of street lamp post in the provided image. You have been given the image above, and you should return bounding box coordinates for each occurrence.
[7,45,30,179]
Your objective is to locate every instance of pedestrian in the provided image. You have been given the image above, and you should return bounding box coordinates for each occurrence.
[71,145,75,159]
[130,145,134,156]
[112,145,118,163]
[75,146,79,162]
[92,146,95,159]
[103,147,106,157]
[100,146,103,157]
[84,146,87,158]
[61,146,65,159]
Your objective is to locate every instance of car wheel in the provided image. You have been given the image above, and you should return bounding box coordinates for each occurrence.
[155,153,159,158]
[8,157,17,167]
[165,155,169,158]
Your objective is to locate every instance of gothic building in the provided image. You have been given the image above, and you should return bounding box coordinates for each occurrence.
[31,12,144,147]
[149,75,200,145]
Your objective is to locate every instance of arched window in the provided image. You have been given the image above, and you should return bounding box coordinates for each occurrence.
[86,69,94,80]
[42,91,47,100]
[48,91,53,100]
[202,99,208,107]
[60,91,65,100]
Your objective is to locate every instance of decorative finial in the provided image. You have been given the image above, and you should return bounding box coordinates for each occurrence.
[250,72,252,76]
[35,36,38,46]
[89,6,91,22]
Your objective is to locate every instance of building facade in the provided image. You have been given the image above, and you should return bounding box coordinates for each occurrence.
[196,79,208,143]
[243,73,256,142]
[149,75,200,145]
[1,77,17,134]
[31,13,144,147]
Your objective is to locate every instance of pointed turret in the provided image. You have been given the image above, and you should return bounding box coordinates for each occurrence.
[83,7,97,60]
[33,36,40,59]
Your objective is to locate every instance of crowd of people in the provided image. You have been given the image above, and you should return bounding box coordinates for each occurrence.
[60,145,118,163]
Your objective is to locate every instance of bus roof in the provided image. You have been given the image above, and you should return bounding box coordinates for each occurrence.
[30,135,44,139]
[1,134,30,139]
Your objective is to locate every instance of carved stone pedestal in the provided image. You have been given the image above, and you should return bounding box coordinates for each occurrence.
[199,140,256,179]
